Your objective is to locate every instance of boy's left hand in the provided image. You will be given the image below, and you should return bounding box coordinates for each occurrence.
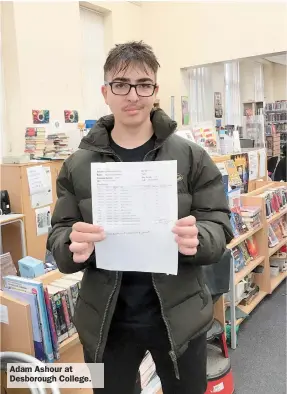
[172,215,199,256]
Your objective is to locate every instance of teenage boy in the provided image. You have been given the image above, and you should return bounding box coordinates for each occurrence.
[47,41,233,394]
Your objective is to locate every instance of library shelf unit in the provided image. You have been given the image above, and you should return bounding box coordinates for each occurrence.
[227,180,287,349]
[0,269,164,394]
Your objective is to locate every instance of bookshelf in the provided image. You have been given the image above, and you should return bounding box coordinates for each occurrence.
[0,269,163,394]
[227,180,287,349]
[0,161,64,263]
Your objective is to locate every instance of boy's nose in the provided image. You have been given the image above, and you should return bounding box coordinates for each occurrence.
[127,86,139,101]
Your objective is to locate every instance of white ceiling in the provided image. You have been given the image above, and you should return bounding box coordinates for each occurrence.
[264,54,287,66]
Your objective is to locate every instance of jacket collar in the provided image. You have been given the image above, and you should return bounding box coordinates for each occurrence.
[79,109,177,152]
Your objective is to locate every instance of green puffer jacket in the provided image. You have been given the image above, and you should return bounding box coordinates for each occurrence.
[47,109,233,376]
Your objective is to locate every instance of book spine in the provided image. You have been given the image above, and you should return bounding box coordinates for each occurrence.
[65,286,75,318]
[35,285,54,363]
[54,293,69,343]
[50,294,61,343]
[32,295,46,362]
[61,290,76,336]
[44,288,60,360]
[69,283,79,316]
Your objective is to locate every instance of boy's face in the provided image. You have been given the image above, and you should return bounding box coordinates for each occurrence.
[102,64,158,127]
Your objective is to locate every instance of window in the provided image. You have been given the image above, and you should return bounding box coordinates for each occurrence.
[79,7,109,120]
[224,61,241,126]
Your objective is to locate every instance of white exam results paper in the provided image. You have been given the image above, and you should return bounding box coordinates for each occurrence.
[91,161,178,275]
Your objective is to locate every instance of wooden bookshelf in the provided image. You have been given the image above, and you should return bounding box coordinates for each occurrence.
[267,207,287,225]
[235,256,265,285]
[227,224,263,250]
[59,333,80,355]
[270,272,287,293]
[227,181,287,348]
[268,238,287,258]
[237,290,267,315]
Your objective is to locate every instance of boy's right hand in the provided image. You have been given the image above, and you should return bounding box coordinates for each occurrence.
[69,222,106,263]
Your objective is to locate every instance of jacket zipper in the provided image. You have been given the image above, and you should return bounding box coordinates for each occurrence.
[143,143,180,380]
[151,274,180,379]
[94,149,122,363]
[94,271,119,362]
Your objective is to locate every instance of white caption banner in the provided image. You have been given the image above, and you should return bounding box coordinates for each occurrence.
[7,363,104,389]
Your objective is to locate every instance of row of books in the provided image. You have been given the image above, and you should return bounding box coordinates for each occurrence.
[265,100,287,112]
[270,250,287,276]
[25,127,46,158]
[231,236,259,274]
[228,188,262,238]
[24,128,73,159]
[225,272,259,308]
[238,272,259,307]
[259,186,287,219]
[3,271,83,363]
[240,206,262,231]
[268,217,287,248]
[44,133,72,159]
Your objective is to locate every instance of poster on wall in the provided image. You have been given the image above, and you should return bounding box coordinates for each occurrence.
[32,110,50,124]
[181,96,190,125]
[214,92,223,118]
[35,205,52,236]
[64,110,79,123]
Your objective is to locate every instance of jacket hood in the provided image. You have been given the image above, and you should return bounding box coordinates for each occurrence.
[79,108,177,151]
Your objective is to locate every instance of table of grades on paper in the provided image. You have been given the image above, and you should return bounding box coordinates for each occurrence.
[91,161,178,275]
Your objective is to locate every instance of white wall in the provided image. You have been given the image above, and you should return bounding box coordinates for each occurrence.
[2,1,142,156]
[273,63,287,101]
[142,2,287,124]
[2,1,287,156]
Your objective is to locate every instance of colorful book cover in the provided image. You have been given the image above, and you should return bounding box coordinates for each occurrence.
[245,237,259,259]
[53,292,69,343]
[231,246,246,273]
[44,288,60,360]
[4,288,46,362]
[231,153,249,194]
[225,160,242,188]
[3,276,54,363]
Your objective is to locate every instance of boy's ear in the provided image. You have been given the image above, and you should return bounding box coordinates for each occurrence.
[102,85,108,104]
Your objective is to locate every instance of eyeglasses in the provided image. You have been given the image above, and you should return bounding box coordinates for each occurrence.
[105,82,157,97]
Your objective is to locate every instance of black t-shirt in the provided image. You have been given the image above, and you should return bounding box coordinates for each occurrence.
[109,134,161,328]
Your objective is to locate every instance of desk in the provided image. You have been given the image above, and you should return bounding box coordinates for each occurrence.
[0,214,27,258]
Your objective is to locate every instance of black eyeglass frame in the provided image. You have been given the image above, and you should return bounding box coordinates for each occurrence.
[105,82,157,97]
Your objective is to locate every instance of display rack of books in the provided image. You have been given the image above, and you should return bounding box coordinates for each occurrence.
[225,181,287,349]
[25,127,46,158]
[0,268,163,394]
[264,100,287,158]
[44,132,72,159]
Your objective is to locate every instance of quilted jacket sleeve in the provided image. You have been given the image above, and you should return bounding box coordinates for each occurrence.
[47,161,94,273]
[180,149,234,266]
